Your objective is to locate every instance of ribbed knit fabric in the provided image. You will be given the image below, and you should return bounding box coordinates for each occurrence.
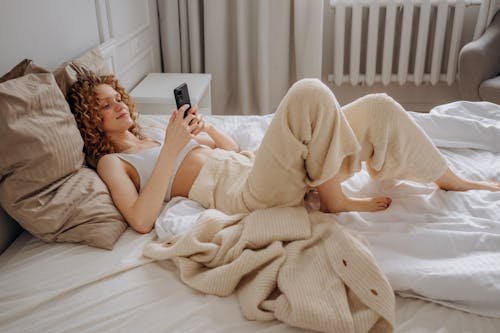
[340,93,448,182]
[143,207,395,333]
[189,78,361,214]
[188,79,447,216]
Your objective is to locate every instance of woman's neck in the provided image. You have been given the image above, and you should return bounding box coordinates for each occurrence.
[106,130,141,153]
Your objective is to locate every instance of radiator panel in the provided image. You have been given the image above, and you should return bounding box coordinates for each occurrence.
[328,0,490,86]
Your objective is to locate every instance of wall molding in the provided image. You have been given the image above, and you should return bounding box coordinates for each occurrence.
[112,0,151,49]
[95,0,110,42]
[120,47,154,89]
[94,0,159,90]
[98,38,117,73]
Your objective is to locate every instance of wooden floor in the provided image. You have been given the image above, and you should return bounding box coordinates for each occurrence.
[327,81,463,113]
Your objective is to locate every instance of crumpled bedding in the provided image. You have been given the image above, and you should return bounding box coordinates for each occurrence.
[145,207,395,333]
[149,100,500,318]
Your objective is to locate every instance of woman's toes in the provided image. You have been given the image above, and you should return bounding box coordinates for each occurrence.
[375,196,392,210]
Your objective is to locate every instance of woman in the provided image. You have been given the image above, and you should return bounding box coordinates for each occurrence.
[69,73,499,234]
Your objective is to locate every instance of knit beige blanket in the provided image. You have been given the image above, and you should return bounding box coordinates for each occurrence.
[143,207,395,333]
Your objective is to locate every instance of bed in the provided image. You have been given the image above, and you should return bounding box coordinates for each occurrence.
[1,98,500,332]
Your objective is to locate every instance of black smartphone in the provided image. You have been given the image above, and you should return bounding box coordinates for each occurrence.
[173,83,191,118]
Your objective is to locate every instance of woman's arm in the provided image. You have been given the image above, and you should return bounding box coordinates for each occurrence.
[97,153,175,234]
[98,106,197,233]
[189,107,240,152]
[203,124,240,152]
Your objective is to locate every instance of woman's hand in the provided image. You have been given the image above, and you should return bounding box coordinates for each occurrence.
[164,105,198,154]
[187,106,212,135]
[186,106,240,152]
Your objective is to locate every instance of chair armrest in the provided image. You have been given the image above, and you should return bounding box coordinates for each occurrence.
[459,11,500,100]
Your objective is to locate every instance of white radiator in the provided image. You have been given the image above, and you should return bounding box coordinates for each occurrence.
[328,0,494,86]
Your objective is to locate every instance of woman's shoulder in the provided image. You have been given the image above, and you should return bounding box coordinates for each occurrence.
[96,153,137,184]
[97,154,126,174]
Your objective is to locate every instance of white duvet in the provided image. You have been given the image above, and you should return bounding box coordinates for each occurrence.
[154,101,500,318]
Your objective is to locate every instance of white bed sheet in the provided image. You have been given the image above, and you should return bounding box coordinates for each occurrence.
[1,101,500,332]
[2,230,500,333]
[334,101,500,318]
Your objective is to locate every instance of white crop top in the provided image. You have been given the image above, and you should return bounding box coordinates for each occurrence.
[114,126,201,201]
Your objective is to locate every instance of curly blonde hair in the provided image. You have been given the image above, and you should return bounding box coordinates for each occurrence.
[68,72,141,166]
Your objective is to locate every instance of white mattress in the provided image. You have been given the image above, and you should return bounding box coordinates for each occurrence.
[1,231,499,333]
[1,101,500,332]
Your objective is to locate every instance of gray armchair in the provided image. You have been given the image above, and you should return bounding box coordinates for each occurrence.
[459,10,500,104]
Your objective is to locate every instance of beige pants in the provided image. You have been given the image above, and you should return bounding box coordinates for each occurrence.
[189,79,447,214]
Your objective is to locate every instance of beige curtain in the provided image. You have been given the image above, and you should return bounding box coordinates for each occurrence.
[158,0,324,115]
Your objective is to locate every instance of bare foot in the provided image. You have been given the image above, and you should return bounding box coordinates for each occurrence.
[438,179,500,192]
[435,168,500,192]
[320,196,392,213]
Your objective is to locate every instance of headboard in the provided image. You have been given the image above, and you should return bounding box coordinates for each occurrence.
[0,207,23,254]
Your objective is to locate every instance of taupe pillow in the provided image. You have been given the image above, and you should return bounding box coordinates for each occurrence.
[0,59,49,83]
[0,68,126,249]
[54,47,112,97]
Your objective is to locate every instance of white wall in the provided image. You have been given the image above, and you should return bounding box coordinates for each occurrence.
[0,0,100,74]
[0,0,161,91]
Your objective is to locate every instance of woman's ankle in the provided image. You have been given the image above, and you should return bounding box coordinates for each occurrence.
[320,195,392,213]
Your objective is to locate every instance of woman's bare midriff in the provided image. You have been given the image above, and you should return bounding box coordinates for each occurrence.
[170,146,214,198]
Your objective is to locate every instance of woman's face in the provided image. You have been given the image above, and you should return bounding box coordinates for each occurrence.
[94,84,132,133]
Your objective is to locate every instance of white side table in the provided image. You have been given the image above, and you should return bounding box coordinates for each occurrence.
[130,73,212,115]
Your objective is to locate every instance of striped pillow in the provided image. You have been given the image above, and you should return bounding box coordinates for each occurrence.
[54,47,112,97]
[0,70,126,249]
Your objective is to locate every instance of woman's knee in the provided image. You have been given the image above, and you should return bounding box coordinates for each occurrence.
[284,79,341,113]
[353,93,406,120]
[290,78,334,98]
